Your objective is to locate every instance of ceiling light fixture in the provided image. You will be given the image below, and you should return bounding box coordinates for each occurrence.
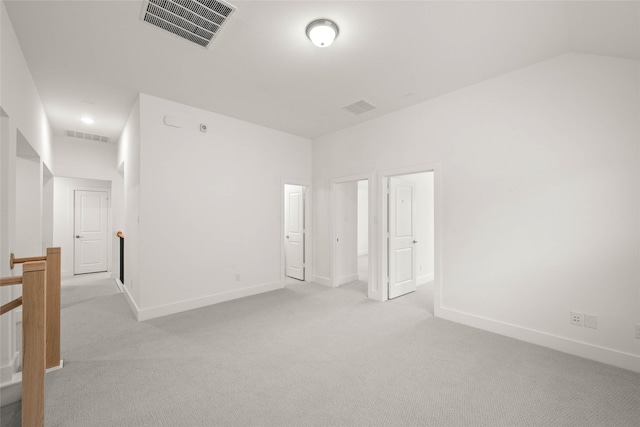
[306,19,339,48]
[81,116,94,125]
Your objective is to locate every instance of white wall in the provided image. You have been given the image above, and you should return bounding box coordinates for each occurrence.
[15,156,41,258]
[118,96,141,306]
[51,136,124,278]
[0,1,53,394]
[42,166,54,252]
[126,94,311,319]
[357,180,368,256]
[336,181,358,285]
[0,2,51,169]
[313,53,640,371]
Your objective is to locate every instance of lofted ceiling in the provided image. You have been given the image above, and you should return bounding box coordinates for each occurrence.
[4,0,639,141]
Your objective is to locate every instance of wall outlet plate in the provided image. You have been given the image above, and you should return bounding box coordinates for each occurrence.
[570,312,583,326]
[635,324,640,339]
[584,314,597,329]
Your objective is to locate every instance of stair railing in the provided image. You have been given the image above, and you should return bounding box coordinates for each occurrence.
[1,260,47,427]
[10,247,61,369]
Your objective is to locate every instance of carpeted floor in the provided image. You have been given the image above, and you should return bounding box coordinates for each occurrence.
[1,277,639,426]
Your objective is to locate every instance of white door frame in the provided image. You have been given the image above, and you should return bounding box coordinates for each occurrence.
[280,179,312,286]
[378,163,442,315]
[72,185,112,276]
[330,173,377,298]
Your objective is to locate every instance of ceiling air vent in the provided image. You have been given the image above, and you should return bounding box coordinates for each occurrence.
[343,100,377,115]
[141,0,236,48]
[65,130,110,143]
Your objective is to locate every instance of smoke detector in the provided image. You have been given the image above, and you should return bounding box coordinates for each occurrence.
[141,0,236,48]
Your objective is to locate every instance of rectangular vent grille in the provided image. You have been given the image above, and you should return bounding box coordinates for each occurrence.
[65,130,110,143]
[141,0,236,48]
[343,100,377,115]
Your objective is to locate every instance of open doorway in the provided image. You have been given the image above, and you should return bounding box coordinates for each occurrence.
[283,182,311,286]
[357,180,369,286]
[332,177,372,297]
[383,170,435,312]
[52,177,112,278]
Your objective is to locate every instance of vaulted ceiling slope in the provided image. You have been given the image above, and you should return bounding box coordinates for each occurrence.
[4,1,639,140]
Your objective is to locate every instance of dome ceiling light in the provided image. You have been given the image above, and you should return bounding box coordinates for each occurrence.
[306,19,339,48]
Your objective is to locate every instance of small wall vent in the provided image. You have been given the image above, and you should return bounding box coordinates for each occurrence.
[141,0,236,48]
[343,100,377,115]
[65,130,110,143]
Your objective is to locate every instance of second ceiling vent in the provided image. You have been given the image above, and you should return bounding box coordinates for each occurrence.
[343,100,377,115]
[141,0,236,48]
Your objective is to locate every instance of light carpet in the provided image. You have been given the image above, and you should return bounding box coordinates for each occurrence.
[1,278,639,426]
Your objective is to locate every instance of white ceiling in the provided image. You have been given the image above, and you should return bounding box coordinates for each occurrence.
[4,1,639,141]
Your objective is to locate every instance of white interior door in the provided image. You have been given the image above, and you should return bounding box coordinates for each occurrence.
[388,177,417,299]
[74,190,108,275]
[285,185,305,280]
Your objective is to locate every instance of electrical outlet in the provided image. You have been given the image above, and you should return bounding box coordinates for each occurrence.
[584,314,597,329]
[635,324,640,339]
[570,312,583,326]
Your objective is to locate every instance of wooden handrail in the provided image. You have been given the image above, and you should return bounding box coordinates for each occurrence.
[1,276,22,286]
[10,252,47,269]
[117,231,124,238]
[0,296,22,315]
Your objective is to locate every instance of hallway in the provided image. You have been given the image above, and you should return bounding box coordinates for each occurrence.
[2,277,638,426]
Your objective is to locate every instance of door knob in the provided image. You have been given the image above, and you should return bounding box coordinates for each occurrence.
[413,240,418,244]
[75,235,82,239]
[285,235,290,239]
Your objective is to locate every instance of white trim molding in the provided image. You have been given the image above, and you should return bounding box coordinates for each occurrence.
[312,275,332,287]
[132,281,284,321]
[417,273,434,286]
[338,274,359,286]
[438,306,640,373]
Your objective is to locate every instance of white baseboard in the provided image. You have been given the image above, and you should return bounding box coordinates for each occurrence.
[122,285,142,321]
[437,306,640,373]
[115,278,124,293]
[417,273,434,286]
[0,351,19,384]
[133,281,284,321]
[46,360,64,372]
[312,275,332,287]
[338,274,359,286]
[0,372,21,407]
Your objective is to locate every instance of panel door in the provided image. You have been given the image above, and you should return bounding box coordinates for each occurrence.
[285,186,305,280]
[388,178,417,299]
[74,190,108,274]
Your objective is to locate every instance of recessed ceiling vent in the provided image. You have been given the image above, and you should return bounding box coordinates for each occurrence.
[343,100,377,115]
[65,130,110,144]
[141,0,236,48]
